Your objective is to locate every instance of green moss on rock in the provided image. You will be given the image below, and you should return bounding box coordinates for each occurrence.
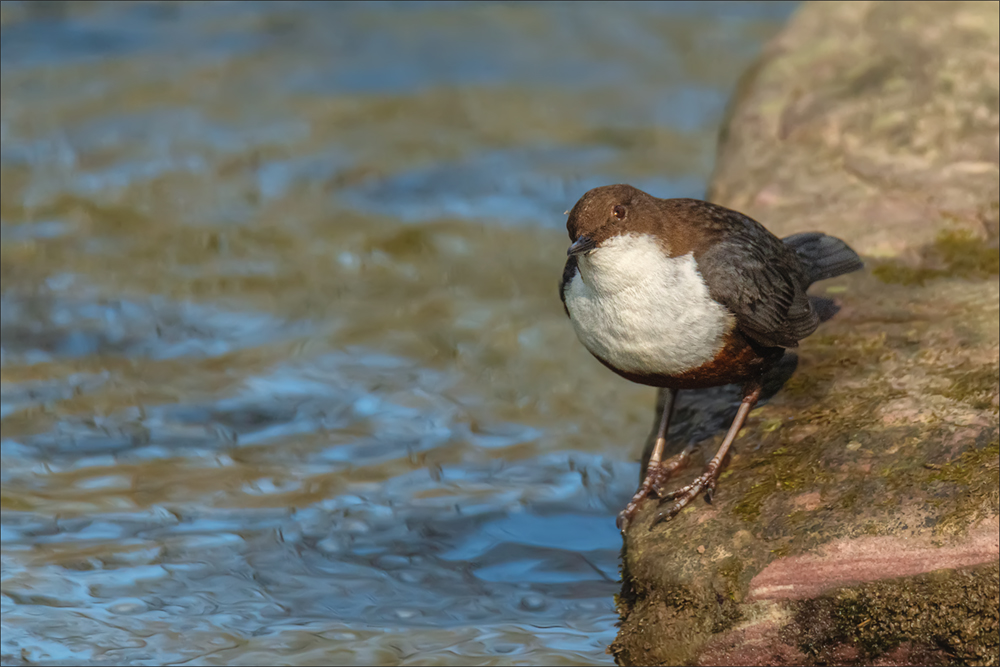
[794,563,1000,665]
[941,364,1000,412]
[873,230,1000,286]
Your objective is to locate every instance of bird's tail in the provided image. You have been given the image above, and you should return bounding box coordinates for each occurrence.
[782,232,864,285]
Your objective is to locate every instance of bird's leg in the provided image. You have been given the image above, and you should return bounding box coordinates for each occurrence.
[617,388,690,530]
[652,381,763,526]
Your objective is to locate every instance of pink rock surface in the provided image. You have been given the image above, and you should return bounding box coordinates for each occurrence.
[748,521,1000,601]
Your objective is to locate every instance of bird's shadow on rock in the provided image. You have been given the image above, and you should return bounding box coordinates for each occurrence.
[638,351,809,480]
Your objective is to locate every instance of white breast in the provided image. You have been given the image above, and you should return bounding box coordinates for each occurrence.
[564,233,733,376]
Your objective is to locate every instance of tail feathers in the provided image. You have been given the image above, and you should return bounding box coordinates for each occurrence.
[809,295,841,323]
[783,232,863,284]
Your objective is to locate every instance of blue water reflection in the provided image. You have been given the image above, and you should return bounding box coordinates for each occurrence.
[341,146,705,226]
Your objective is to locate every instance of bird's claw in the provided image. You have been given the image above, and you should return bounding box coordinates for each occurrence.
[618,454,690,532]
[651,472,719,527]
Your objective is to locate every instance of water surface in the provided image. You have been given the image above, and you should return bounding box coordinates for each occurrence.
[1,2,796,664]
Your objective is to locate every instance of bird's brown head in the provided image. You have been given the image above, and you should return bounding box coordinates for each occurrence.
[565,184,666,256]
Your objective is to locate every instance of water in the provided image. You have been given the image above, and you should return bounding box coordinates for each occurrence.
[0,2,796,664]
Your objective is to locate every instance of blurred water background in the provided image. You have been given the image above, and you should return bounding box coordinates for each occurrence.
[1,2,797,664]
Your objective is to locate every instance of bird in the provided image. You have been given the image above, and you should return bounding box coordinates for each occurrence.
[559,184,863,530]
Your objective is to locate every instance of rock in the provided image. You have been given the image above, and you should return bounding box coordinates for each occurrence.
[612,2,999,665]
[710,0,1000,261]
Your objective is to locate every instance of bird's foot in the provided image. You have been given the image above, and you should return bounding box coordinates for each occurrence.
[616,450,690,531]
[651,467,720,527]
[647,381,761,528]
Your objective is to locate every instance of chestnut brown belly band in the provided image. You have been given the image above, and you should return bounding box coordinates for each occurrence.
[593,330,785,389]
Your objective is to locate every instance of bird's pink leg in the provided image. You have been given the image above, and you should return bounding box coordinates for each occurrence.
[616,388,689,530]
[652,382,763,526]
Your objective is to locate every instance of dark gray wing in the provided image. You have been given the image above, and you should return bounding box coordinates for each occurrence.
[559,255,578,317]
[697,231,819,349]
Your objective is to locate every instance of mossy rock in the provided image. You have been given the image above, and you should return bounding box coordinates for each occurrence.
[614,1,1000,664]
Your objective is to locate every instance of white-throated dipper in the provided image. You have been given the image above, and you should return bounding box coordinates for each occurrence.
[559,184,863,530]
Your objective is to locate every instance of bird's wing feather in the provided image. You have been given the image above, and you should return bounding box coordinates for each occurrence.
[559,255,578,317]
[697,233,819,348]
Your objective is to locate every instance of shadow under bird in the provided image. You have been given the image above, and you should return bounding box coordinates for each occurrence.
[559,184,863,530]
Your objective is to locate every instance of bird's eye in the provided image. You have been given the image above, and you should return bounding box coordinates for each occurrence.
[612,205,627,220]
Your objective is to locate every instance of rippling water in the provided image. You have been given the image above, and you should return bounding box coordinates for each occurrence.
[1,2,796,664]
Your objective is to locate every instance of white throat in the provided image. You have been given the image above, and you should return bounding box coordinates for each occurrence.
[565,233,733,376]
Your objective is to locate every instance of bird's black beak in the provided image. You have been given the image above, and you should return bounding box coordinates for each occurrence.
[567,236,596,256]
